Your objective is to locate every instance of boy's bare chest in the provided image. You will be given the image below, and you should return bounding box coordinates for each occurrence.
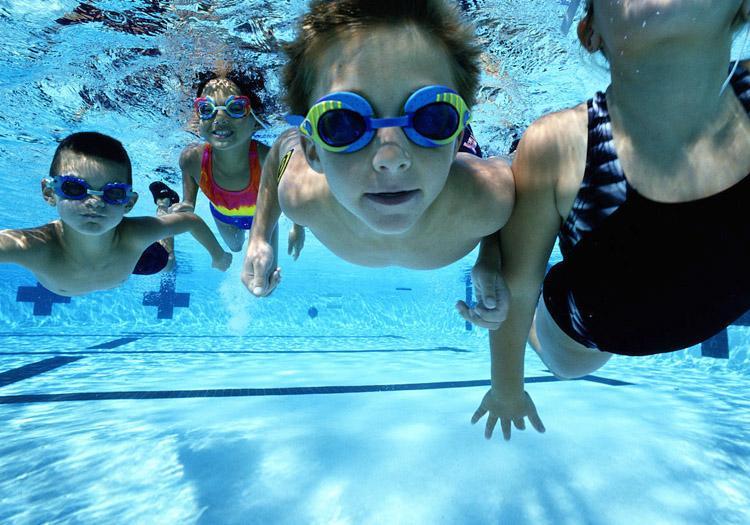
[310,216,481,269]
[35,249,140,296]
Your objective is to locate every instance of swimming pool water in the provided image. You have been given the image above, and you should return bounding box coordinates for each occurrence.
[1,1,749,524]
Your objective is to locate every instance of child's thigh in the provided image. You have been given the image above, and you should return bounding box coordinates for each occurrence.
[534,299,613,379]
[214,219,247,252]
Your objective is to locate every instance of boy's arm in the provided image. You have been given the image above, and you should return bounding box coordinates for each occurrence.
[0,228,48,267]
[0,229,30,265]
[126,214,231,270]
[242,131,290,295]
[173,145,201,212]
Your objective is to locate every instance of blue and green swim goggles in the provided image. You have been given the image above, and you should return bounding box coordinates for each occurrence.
[44,175,134,205]
[286,85,471,153]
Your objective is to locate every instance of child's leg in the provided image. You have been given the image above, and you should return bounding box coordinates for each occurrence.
[214,219,247,252]
[531,299,613,379]
[150,182,180,273]
[155,200,176,272]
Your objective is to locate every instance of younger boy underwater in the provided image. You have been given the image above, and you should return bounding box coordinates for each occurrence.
[0,131,231,296]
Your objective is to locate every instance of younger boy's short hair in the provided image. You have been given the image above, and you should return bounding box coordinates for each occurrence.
[282,0,482,115]
[50,132,132,184]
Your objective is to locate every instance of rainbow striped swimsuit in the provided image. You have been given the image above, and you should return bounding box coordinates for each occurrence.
[198,141,261,230]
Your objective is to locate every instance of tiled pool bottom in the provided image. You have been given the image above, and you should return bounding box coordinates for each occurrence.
[1,334,748,525]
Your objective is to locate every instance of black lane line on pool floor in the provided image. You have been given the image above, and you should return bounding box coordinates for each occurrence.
[0,333,408,340]
[0,357,84,388]
[86,337,141,349]
[0,375,634,405]
[0,347,471,356]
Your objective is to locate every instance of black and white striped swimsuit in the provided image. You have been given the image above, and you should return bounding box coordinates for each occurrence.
[542,65,750,356]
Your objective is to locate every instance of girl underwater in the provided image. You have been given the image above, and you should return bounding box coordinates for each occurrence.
[459,0,750,440]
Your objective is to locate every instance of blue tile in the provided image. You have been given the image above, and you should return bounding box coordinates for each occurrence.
[15,283,71,316]
[0,356,83,387]
[701,330,729,359]
[142,273,189,319]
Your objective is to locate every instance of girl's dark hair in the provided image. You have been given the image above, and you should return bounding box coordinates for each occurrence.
[194,68,266,116]
[50,131,132,184]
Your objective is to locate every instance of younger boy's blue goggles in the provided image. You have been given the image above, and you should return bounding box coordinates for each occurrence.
[44,175,134,205]
[286,85,471,153]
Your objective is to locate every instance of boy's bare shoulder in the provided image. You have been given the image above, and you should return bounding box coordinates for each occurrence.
[448,153,514,233]
[274,130,329,225]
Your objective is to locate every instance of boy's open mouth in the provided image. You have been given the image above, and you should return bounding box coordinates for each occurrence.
[364,189,419,206]
[211,129,233,139]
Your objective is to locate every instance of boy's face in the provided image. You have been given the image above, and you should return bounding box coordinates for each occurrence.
[303,24,462,235]
[43,152,137,235]
[197,79,258,151]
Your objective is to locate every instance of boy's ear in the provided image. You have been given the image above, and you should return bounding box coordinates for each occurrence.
[300,135,324,173]
[124,192,139,213]
[41,179,57,207]
[577,17,602,53]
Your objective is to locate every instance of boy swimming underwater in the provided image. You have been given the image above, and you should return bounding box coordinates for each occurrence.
[0,132,231,296]
[242,0,513,301]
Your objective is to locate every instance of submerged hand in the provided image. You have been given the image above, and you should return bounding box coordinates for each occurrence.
[456,261,510,330]
[212,251,232,272]
[288,224,305,261]
[471,388,545,441]
[168,201,195,214]
[242,239,281,297]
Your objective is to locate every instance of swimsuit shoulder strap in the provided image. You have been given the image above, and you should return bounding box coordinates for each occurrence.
[558,91,627,257]
[731,63,750,114]
[249,140,261,192]
[199,143,214,188]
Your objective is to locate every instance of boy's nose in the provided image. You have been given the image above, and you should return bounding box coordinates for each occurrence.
[372,129,411,174]
[84,194,106,207]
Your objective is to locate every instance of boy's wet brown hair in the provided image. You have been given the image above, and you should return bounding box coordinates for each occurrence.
[50,132,132,185]
[282,0,482,115]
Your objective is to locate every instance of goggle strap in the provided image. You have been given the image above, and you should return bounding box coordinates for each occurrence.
[368,116,410,129]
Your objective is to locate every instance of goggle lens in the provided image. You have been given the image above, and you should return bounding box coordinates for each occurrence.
[60,179,87,198]
[318,109,367,147]
[103,187,128,202]
[225,98,249,117]
[196,101,216,119]
[412,102,459,140]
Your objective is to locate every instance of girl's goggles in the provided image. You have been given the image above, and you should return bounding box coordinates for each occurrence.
[286,85,471,153]
[44,175,134,205]
[194,95,251,120]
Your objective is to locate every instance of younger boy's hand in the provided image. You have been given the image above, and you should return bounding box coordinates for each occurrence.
[471,388,545,441]
[212,251,233,271]
[455,260,510,330]
[242,240,281,297]
[288,224,305,260]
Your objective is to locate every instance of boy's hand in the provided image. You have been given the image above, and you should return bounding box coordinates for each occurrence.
[168,202,195,213]
[455,260,510,330]
[288,224,305,261]
[471,388,545,441]
[212,251,232,271]
[242,239,281,297]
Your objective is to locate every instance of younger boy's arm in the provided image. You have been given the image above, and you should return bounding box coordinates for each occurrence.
[0,230,31,266]
[126,214,231,271]
[242,132,290,296]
